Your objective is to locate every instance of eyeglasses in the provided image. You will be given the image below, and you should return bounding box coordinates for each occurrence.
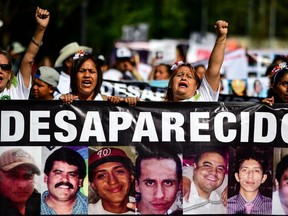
[0,64,12,71]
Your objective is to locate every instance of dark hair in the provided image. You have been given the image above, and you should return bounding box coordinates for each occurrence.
[135,146,182,184]
[272,55,288,64]
[88,155,134,182]
[194,64,206,71]
[275,155,288,183]
[70,53,103,97]
[235,147,267,173]
[265,63,278,77]
[154,63,172,79]
[194,146,228,166]
[267,66,288,102]
[176,44,187,62]
[163,63,201,101]
[44,147,86,180]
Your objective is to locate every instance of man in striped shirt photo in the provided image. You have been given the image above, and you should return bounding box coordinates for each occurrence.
[227,146,272,215]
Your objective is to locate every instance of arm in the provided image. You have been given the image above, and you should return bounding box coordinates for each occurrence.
[206,20,228,91]
[20,7,50,88]
[262,96,274,106]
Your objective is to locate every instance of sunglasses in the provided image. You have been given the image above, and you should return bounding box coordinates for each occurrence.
[0,64,12,71]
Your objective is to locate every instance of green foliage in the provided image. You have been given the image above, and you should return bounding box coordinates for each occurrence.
[1,0,288,61]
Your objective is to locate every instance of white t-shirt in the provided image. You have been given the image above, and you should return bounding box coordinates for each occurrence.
[272,190,286,215]
[0,71,31,99]
[183,76,220,102]
[103,68,126,81]
[183,181,226,214]
[57,71,71,94]
[88,196,135,215]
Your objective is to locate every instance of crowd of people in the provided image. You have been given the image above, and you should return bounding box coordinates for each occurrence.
[1,6,288,216]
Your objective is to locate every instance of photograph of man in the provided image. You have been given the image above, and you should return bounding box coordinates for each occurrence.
[88,146,135,214]
[41,147,88,215]
[183,145,228,214]
[0,147,41,216]
[135,144,182,215]
[272,148,288,215]
[227,146,273,215]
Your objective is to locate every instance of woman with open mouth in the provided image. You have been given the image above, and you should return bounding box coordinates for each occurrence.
[163,20,228,102]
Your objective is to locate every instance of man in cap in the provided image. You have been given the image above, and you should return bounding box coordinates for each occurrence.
[103,47,144,81]
[31,66,60,100]
[88,147,135,214]
[54,42,92,96]
[41,147,88,215]
[0,147,41,216]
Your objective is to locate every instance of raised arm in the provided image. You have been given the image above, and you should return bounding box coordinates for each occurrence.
[206,20,228,91]
[20,7,50,88]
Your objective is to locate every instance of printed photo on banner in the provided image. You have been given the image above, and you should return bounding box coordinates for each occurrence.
[88,146,135,214]
[0,146,42,216]
[40,146,88,215]
[272,148,288,215]
[227,146,273,215]
[182,144,229,214]
[135,143,183,215]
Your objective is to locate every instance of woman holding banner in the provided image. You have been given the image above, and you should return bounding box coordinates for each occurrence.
[163,20,228,102]
[59,51,138,106]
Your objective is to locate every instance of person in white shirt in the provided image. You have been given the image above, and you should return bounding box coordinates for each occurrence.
[163,20,228,102]
[54,42,93,97]
[0,7,49,100]
[183,146,228,214]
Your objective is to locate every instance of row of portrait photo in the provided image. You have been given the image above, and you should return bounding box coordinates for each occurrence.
[0,144,287,215]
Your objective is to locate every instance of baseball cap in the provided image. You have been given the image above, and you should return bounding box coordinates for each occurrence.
[0,148,40,175]
[116,47,132,59]
[35,66,60,87]
[89,147,132,181]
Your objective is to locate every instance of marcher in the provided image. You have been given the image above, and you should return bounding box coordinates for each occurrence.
[163,20,228,102]
[31,66,60,100]
[194,64,206,79]
[88,147,135,214]
[0,7,49,100]
[8,41,26,75]
[262,62,288,105]
[0,147,41,216]
[54,42,93,96]
[148,63,172,80]
[41,147,88,215]
[59,50,139,106]
[103,47,144,81]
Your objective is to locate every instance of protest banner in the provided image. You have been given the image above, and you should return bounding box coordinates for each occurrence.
[1,100,287,215]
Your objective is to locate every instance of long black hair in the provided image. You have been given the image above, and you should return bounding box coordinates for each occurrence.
[70,52,103,97]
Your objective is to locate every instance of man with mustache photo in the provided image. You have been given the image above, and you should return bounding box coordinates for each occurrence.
[41,147,88,215]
